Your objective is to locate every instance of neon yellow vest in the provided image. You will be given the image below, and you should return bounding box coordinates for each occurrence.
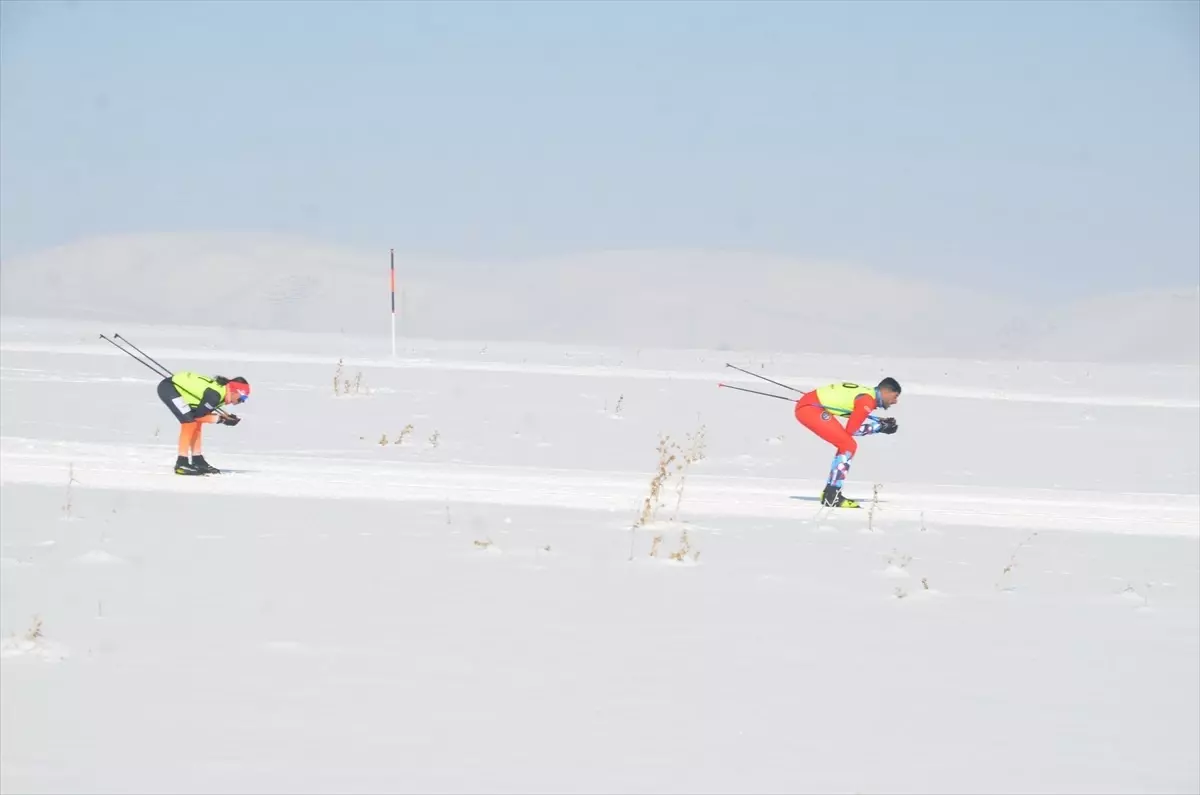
[171,372,222,408]
[814,382,877,416]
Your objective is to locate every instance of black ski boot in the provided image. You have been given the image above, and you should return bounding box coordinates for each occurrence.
[821,483,860,509]
[190,455,221,475]
[174,456,203,476]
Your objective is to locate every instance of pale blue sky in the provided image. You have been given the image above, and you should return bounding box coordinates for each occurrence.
[1,0,1197,295]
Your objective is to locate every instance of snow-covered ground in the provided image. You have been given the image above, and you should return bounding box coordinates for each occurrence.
[2,318,1198,794]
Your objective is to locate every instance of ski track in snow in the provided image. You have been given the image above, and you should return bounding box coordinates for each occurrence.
[2,341,1197,408]
[3,437,1196,537]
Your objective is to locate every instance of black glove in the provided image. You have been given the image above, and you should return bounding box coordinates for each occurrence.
[879,417,898,434]
[219,414,241,426]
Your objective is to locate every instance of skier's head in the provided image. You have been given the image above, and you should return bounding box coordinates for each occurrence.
[224,377,250,405]
[876,377,901,408]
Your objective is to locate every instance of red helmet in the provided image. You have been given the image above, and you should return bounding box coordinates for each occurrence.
[226,377,250,404]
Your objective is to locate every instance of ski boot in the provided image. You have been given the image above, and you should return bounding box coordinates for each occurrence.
[190,455,221,475]
[174,456,203,476]
[821,484,860,509]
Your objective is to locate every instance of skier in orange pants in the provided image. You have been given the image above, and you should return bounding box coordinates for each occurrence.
[157,371,250,475]
[794,377,901,508]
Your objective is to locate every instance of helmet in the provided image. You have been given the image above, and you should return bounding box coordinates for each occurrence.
[226,377,251,404]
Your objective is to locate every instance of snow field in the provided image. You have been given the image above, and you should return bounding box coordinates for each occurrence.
[1,322,1198,793]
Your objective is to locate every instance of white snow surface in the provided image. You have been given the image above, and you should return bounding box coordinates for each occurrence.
[1,318,1198,794]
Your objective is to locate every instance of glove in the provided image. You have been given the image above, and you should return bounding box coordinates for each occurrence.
[879,417,898,434]
[219,414,241,426]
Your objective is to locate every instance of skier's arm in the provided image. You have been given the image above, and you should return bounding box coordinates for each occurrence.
[844,393,878,437]
[189,386,226,419]
[854,416,897,436]
[854,417,882,437]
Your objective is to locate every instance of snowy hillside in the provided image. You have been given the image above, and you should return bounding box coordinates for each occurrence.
[3,233,1197,363]
[1016,286,1200,364]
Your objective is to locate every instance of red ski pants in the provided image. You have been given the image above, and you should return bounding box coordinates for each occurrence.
[794,400,857,456]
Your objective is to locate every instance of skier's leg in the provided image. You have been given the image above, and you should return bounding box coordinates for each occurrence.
[157,377,193,422]
[795,403,859,506]
[189,417,221,473]
[161,378,200,472]
[828,450,854,490]
[176,424,197,457]
[794,403,858,455]
[175,423,200,472]
[190,415,217,452]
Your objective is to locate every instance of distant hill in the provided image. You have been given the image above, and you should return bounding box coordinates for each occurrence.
[1007,287,1200,364]
[1,232,1196,364]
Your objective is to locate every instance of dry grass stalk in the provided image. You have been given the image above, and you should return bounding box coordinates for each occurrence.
[636,433,678,529]
[62,463,79,518]
[671,425,707,522]
[629,425,708,561]
[629,434,678,560]
[996,531,1040,590]
[867,483,882,531]
[333,358,367,396]
[669,530,693,561]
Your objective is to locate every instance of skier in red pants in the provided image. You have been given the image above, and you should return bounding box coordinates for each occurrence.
[794,377,901,508]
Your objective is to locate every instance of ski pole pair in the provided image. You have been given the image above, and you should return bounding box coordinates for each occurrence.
[719,363,879,423]
[718,362,803,401]
[99,333,235,420]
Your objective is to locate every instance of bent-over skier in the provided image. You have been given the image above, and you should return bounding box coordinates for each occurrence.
[794,377,901,508]
[157,371,250,475]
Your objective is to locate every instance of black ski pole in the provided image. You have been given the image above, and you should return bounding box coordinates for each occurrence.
[724,363,804,394]
[114,334,173,378]
[100,334,234,419]
[100,334,168,377]
[717,382,796,401]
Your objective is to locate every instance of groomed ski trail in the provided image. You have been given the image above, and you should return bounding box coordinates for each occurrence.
[2,342,1197,409]
[3,437,1196,537]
